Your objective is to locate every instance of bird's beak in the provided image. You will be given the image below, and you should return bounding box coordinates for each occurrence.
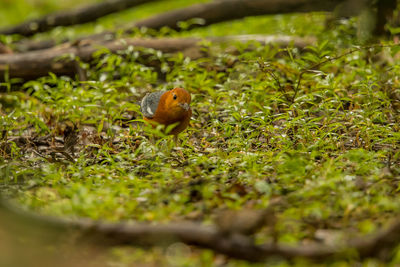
[179,102,190,111]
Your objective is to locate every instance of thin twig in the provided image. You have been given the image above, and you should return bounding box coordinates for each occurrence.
[258,60,293,102]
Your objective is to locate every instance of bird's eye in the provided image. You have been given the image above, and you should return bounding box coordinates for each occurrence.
[173,94,177,100]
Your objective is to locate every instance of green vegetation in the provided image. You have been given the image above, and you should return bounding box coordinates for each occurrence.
[1,0,400,266]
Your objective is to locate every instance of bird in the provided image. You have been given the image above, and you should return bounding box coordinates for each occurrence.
[140,88,192,142]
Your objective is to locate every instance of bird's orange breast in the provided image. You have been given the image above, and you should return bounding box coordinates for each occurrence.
[142,88,191,135]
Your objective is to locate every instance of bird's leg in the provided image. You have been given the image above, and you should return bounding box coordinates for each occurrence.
[172,135,186,161]
[149,135,155,145]
[173,134,179,146]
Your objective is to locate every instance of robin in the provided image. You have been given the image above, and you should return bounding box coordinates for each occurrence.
[140,87,192,141]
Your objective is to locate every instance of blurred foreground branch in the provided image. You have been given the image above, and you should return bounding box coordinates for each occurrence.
[1,198,400,262]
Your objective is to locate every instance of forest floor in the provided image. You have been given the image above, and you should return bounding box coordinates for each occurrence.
[1,0,400,266]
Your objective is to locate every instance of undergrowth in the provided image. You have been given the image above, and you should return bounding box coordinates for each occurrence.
[1,0,400,266]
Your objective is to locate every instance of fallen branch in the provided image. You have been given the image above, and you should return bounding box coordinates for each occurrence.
[1,197,400,262]
[0,0,159,37]
[0,35,315,80]
[131,0,343,31]
[15,0,345,51]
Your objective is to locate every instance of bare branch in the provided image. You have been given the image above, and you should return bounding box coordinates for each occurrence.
[0,35,315,80]
[130,0,343,32]
[15,0,344,51]
[0,0,160,37]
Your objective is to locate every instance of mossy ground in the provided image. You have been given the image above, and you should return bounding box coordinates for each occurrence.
[1,0,400,266]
